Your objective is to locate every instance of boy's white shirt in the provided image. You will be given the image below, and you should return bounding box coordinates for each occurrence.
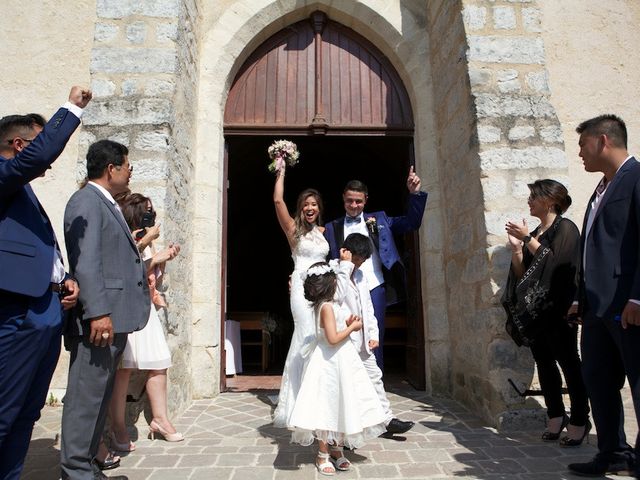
[335,260,380,354]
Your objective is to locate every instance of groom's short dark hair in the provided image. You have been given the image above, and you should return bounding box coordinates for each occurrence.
[343,233,372,260]
[344,180,368,196]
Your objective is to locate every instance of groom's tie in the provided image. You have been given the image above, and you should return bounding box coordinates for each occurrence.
[345,216,361,224]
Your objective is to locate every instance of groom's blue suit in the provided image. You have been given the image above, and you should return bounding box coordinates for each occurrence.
[0,107,81,479]
[324,191,427,368]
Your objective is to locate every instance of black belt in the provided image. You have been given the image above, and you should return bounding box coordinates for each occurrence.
[50,282,66,294]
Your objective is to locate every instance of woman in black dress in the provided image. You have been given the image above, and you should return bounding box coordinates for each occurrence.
[503,179,590,446]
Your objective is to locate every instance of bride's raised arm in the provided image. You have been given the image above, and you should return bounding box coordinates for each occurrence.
[273,166,296,249]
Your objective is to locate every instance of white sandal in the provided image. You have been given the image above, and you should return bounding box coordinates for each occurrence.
[329,445,351,471]
[316,451,336,476]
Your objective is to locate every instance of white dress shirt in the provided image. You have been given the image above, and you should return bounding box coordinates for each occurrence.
[343,213,384,290]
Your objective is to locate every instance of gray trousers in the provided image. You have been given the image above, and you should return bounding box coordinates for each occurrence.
[60,334,127,480]
[359,349,393,424]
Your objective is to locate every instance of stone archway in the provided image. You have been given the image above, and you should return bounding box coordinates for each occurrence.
[192,0,444,401]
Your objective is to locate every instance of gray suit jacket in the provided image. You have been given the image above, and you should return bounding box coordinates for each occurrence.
[63,183,150,335]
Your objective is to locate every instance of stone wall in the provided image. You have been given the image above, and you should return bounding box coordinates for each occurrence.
[82,0,200,415]
[425,0,570,424]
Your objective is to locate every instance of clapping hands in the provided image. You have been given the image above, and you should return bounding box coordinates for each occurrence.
[505,218,529,246]
[154,243,181,264]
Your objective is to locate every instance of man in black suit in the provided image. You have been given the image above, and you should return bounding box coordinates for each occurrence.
[568,115,640,477]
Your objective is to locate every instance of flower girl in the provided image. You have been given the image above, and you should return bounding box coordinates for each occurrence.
[287,262,387,475]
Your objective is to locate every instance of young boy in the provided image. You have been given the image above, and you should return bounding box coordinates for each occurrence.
[340,233,414,435]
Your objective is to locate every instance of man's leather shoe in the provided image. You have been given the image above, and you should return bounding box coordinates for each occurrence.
[568,452,635,477]
[93,472,128,480]
[385,418,414,434]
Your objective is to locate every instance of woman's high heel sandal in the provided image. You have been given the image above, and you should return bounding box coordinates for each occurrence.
[329,445,351,471]
[316,452,336,476]
[541,414,570,441]
[148,419,184,442]
[559,419,592,447]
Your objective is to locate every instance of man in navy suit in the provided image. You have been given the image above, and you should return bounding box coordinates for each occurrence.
[568,115,640,477]
[0,86,91,480]
[324,167,427,374]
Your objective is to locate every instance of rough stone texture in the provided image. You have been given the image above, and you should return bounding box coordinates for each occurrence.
[91,48,177,73]
[97,0,180,19]
[508,125,535,140]
[522,7,542,32]
[462,5,486,30]
[157,22,178,42]
[91,78,116,97]
[525,70,550,94]
[493,6,516,30]
[95,22,119,42]
[480,146,567,170]
[468,36,545,64]
[126,21,147,44]
[478,124,501,143]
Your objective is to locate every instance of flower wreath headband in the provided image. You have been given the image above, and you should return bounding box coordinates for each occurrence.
[300,259,340,281]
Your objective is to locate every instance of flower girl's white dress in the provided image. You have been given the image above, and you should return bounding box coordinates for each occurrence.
[287,301,387,449]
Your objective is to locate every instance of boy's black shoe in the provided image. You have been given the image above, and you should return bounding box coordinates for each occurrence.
[385,418,414,434]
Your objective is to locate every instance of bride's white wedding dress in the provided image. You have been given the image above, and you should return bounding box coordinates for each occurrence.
[273,227,329,428]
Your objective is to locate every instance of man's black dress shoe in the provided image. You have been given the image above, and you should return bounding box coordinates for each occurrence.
[93,472,128,480]
[386,418,414,434]
[568,452,635,477]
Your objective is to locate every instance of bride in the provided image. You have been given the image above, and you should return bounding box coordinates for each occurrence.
[272,163,330,427]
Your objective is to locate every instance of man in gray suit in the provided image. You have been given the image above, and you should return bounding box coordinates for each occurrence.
[62,140,150,480]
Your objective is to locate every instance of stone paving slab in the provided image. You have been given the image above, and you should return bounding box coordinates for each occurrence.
[22,386,638,479]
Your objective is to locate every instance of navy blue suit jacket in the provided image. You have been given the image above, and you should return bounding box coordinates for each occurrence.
[580,157,640,319]
[324,191,427,304]
[0,108,80,297]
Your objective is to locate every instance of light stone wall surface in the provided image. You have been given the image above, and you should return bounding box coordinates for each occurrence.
[2,0,640,428]
[538,0,640,224]
[0,0,96,400]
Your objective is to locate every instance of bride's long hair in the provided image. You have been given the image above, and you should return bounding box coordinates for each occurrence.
[294,189,323,239]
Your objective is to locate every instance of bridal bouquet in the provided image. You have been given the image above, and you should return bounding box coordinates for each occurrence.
[267,139,300,173]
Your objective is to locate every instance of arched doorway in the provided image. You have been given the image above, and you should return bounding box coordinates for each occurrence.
[222,11,425,390]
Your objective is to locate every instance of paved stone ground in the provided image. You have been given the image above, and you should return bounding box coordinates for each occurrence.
[22,384,637,479]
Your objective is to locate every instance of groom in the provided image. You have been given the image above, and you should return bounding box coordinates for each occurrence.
[324,166,427,369]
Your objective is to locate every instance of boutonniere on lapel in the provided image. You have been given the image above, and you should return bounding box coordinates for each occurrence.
[365,217,378,235]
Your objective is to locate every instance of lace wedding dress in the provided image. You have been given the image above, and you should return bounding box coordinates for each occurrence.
[288,301,387,448]
[273,227,329,428]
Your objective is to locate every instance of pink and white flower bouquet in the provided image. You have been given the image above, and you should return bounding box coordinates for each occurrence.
[267,139,300,173]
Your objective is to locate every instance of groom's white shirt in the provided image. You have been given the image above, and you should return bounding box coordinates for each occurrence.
[343,213,384,290]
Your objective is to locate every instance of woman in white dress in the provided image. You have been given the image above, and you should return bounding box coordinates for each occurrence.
[108,193,183,451]
[272,163,330,428]
[289,262,387,475]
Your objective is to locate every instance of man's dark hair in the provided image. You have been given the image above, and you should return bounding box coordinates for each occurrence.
[343,180,368,196]
[576,114,627,149]
[0,115,36,145]
[86,140,128,180]
[26,113,47,128]
[342,233,372,260]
